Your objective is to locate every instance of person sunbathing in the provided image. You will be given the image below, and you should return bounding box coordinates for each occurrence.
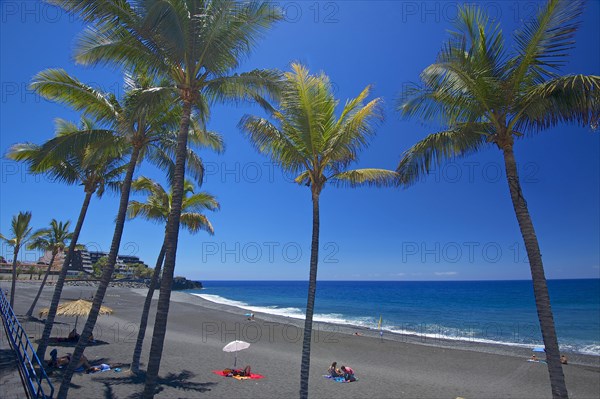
[68,328,80,341]
[340,365,356,382]
[86,363,111,374]
[225,365,251,377]
[328,362,342,377]
[48,349,91,370]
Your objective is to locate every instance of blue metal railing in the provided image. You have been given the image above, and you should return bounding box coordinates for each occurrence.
[0,289,54,398]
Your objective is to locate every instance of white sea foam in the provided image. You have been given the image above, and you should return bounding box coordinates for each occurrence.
[193,293,372,325]
[191,292,600,356]
[386,326,542,349]
[579,344,600,356]
[192,293,305,318]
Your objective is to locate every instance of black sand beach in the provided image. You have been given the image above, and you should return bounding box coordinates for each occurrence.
[3,281,599,399]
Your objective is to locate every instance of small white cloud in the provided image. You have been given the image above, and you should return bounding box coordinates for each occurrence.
[434,271,458,276]
[395,273,406,276]
[592,265,599,270]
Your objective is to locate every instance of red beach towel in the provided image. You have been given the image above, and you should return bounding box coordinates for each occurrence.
[212,370,265,379]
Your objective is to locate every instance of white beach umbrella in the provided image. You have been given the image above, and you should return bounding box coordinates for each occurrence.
[223,340,250,367]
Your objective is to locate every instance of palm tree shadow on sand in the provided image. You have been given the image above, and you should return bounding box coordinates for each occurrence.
[38,338,110,348]
[100,370,216,399]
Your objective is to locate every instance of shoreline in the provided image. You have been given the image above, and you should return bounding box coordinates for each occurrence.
[176,289,600,368]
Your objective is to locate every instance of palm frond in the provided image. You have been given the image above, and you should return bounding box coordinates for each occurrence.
[325,95,384,166]
[74,16,170,76]
[329,169,399,188]
[239,115,307,174]
[193,1,283,75]
[29,69,118,122]
[188,120,225,154]
[510,0,584,89]
[514,74,600,131]
[397,124,491,186]
[47,0,135,24]
[180,213,214,235]
[204,69,284,107]
[182,192,220,213]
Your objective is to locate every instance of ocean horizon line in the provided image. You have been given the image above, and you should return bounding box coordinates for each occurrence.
[192,277,600,283]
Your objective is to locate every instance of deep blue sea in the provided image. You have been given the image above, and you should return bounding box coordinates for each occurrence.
[186,279,600,355]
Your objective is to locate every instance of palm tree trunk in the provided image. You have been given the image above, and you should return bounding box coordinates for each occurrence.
[57,147,141,399]
[130,242,166,374]
[10,251,19,309]
[142,98,192,398]
[36,191,93,360]
[299,190,320,399]
[26,253,56,317]
[502,146,568,399]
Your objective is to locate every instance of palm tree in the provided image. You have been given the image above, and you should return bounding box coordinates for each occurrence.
[240,63,397,398]
[48,2,283,395]
[0,211,34,308]
[25,219,74,317]
[127,176,219,373]
[396,2,599,398]
[7,118,126,360]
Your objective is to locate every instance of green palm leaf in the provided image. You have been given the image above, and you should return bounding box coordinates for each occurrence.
[128,176,218,235]
[516,74,600,131]
[397,124,491,185]
[510,0,584,89]
[329,169,399,188]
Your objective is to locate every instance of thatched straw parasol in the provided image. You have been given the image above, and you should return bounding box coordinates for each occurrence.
[39,299,113,330]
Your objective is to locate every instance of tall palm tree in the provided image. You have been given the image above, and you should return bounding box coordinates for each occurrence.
[49,2,283,395]
[7,118,127,360]
[127,176,219,373]
[240,63,397,399]
[25,219,74,317]
[0,211,34,308]
[396,2,599,398]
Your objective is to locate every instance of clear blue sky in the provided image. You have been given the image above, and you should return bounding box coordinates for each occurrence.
[1,1,599,281]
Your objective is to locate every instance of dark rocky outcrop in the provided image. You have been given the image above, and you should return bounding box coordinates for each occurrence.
[171,277,203,291]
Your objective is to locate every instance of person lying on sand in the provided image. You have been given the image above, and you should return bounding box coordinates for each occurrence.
[48,348,91,370]
[224,365,252,377]
[86,363,111,373]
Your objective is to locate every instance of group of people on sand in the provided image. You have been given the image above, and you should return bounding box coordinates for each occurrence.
[529,354,568,364]
[328,362,356,382]
[45,328,111,374]
[47,348,114,374]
